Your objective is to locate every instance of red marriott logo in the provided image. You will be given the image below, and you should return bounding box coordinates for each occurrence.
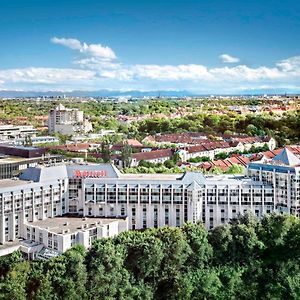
[73,170,107,178]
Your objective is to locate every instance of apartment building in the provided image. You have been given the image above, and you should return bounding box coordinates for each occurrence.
[48,104,93,135]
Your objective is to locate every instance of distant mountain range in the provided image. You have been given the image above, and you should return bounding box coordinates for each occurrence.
[0,89,298,98]
[0,89,196,98]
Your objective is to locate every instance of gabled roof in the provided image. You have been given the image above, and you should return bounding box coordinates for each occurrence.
[272,147,300,166]
[180,171,206,186]
[132,149,173,161]
[20,165,68,182]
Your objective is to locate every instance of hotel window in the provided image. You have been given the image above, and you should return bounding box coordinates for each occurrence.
[96,187,105,202]
[32,228,36,241]
[48,233,53,248]
[54,239,58,250]
[151,188,160,203]
[68,206,76,213]
[118,188,127,203]
[154,206,158,228]
[132,207,136,229]
[110,205,115,216]
[184,203,188,222]
[107,187,116,203]
[120,206,126,216]
[143,207,147,229]
[88,207,93,216]
[85,187,94,202]
[173,188,182,204]
[176,207,180,227]
[162,189,171,203]
[39,232,43,243]
[99,206,104,216]
[129,188,138,203]
[140,188,149,203]
[165,207,169,225]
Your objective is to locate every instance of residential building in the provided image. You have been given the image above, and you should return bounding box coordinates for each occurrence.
[225,136,276,151]
[143,132,209,146]
[15,136,59,146]
[131,149,174,166]
[48,104,93,135]
[0,125,37,141]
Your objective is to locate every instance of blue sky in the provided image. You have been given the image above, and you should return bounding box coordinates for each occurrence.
[0,0,300,93]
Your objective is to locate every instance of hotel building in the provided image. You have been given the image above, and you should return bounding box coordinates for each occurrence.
[0,147,299,257]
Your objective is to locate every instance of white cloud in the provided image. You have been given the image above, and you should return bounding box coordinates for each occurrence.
[219,54,240,63]
[51,37,116,60]
[276,55,300,72]
[51,37,82,50]
[0,68,96,84]
[2,37,300,93]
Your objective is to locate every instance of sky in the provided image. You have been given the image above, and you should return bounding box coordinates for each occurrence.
[0,0,300,94]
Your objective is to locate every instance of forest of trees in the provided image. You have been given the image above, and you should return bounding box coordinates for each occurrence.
[133,111,300,146]
[1,213,300,300]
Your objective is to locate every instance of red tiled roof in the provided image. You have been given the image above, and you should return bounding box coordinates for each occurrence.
[132,149,173,161]
[145,132,208,145]
[125,139,143,147]
[49,143,90,152]
[199,154,250,171]
[186,141,231,153]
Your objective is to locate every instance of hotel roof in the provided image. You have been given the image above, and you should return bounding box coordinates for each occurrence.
[27,217,124,235]
[272,148,300,166]
[0,179,30,188]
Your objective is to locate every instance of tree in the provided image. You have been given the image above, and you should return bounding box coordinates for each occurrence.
[2,213,300,299]
[121,143,132,168]
[153,227,192,299]
[100,140,111,163]
[182,222,212,270]
[85,239,133,299]
[164,159,175,168]
[211,166,223,175]
[0,260,31,300]
[215,152,228,160]
[115,230,164,286]
[226,164,245,174]
[246,124,259,136]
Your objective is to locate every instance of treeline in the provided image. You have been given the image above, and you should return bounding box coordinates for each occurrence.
[0,98,263,119]
[1,213,300,299]
[1,99,299,147]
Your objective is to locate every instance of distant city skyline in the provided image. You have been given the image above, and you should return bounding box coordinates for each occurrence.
[1,0,300,93]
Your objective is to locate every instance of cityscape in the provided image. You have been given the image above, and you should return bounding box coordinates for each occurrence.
[0,1,300,299]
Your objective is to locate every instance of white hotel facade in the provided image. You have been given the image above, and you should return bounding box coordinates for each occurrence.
[0,148,300,257]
